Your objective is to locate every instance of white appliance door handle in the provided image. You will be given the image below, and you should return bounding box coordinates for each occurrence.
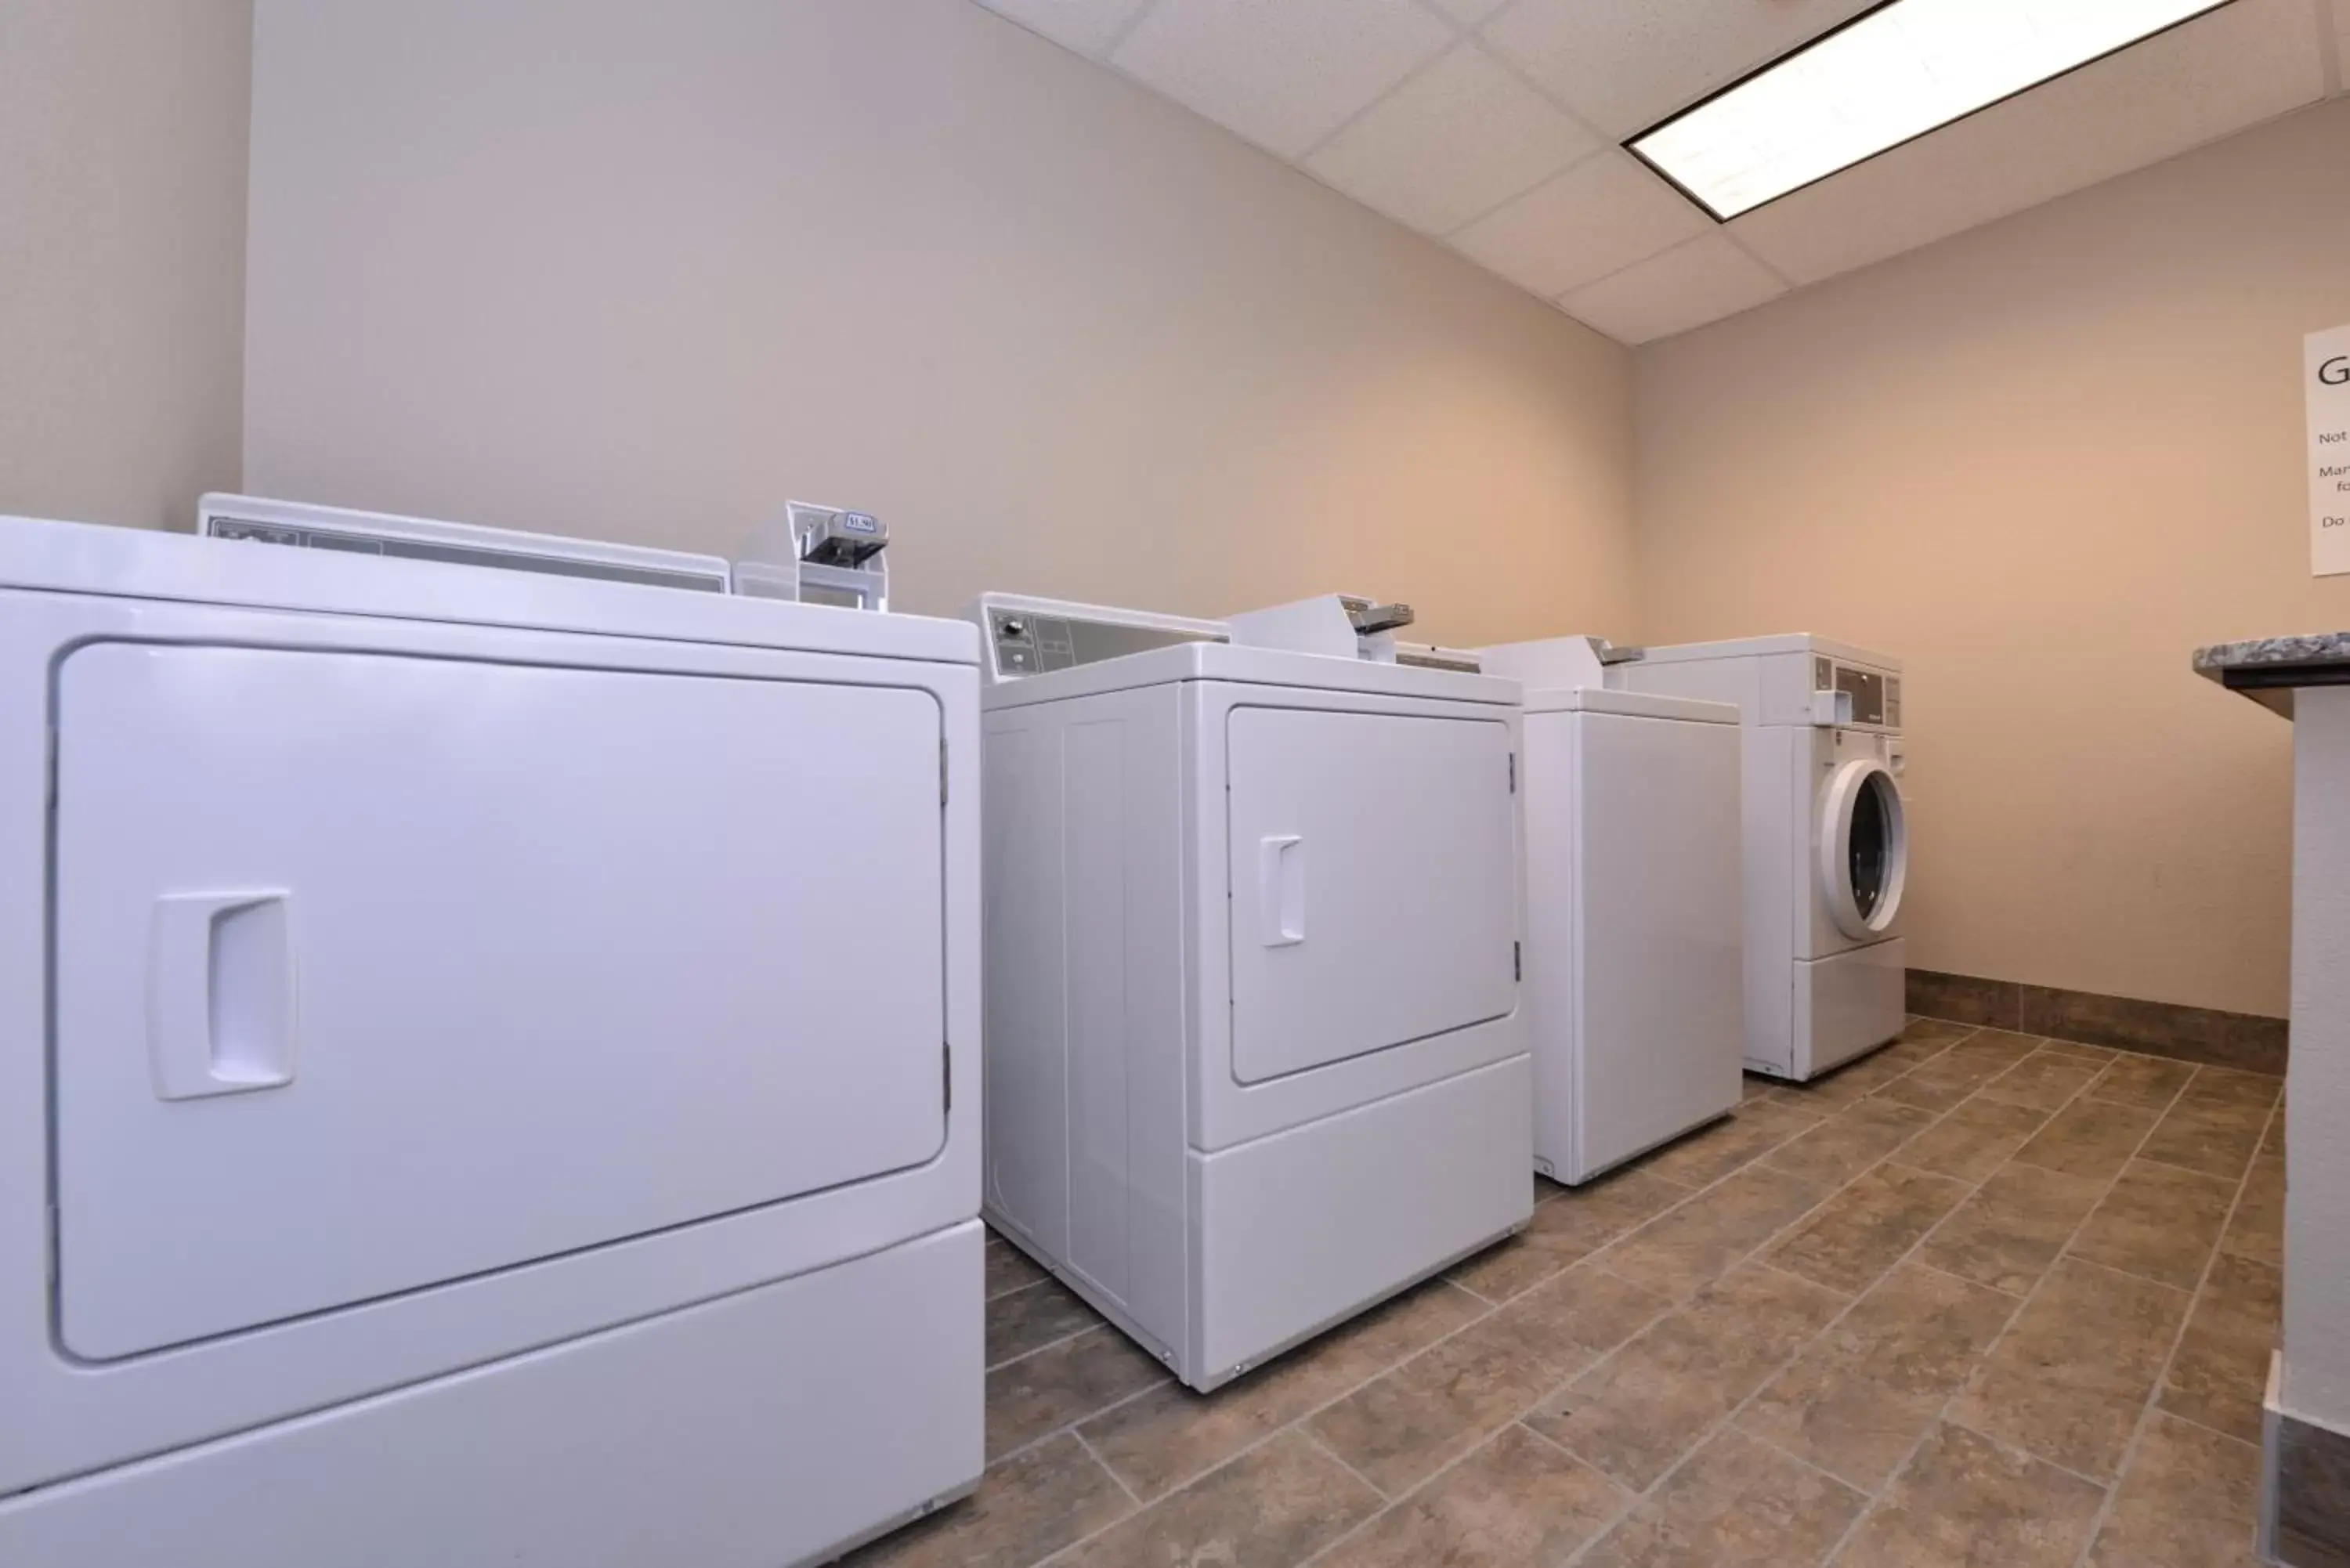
[1257,834,1306,947]
[147,891,298,1100]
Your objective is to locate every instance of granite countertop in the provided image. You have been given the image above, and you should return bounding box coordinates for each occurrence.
[2194,634,2350,716]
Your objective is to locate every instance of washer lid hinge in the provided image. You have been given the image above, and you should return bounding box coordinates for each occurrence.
[1507,752,1516,793]
[942,1042,952,1113]
[940,739,949,806]
[1513,941,1521,981]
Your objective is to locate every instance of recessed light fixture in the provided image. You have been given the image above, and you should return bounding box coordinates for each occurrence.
[1628,0,2235,222]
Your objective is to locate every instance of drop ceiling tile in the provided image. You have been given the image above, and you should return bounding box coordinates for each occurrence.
[1560,233,1786,344]
[972,0,1155,56]
[1423,0,1512,27]
[1304,42,1596,235]
[1480,0,1880,139]
[1450,150,1711,298]
[1730,0,2329,284]
[1109,0,1453,159]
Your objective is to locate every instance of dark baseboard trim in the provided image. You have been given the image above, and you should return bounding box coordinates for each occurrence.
[1907,967,2287,1076]
[2269,1389,2350,1567]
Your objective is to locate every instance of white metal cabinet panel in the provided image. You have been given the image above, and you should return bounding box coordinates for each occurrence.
[1224,708,1517,1084]
[1566,711,1744,1178]
[1795,938,1908,1078]
[0,1221,984,1568]
[1189,1055,1530,1386]
[54,642,946,1360]
[981,721,1072,1265]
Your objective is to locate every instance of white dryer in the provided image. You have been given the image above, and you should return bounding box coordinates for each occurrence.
[1477,638,1744,1183]
[970,594,1532,1391]
[0,512,982,1568]
[1618,635,1908,1080]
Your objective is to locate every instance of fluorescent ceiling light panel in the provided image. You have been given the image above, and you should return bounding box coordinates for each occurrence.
[1629,0,2233,220]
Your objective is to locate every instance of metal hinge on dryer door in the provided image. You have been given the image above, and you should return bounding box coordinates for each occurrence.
[943,1044,952,1113]
[940,739,949,806]
[1513,941,1521,981]
[1508,753,1517,793]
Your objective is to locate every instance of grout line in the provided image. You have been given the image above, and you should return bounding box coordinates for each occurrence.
[1070,1426,1145,1509]
[985,1315,1101,1375]
[2060,1090,2285,1568]
[979,1364,1175,1473]
[1297,1424,1394,1503]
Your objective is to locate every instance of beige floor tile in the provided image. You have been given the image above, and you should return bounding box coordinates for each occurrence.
[1601,1164,1831,1299]
[844,1433,1134,1568]
[986,1234,1050,1300]
[1936,1030,2044,1075]
[1479,1261,1672,1373]
[1949,1258,2192,1479]
[1770,1164,1972,1297]
[1799,1046,1937,1107]
[2220,1156,2283,1269]
[2262,1105,2285,1158]
[989,1279,1104,1367]
[1525,1263,1845,1489]
[2181,1068,2283,1110]
[2037,1039,2122,1064]
[1580,1426,1865,1568]
[1449,1169,1689,1302]
[1764,1099,1940,1187]
[1914,1163,2108,1296]
[2159,1252,2282,1445]
[1314,1425,1628,1568]
[2069,1158,2236,1289]
[2009,1097,2161,1183]
[988,1327,1169,1461]
[1873,1070,1981,1115]
[1306,1301,1584,1495]
[1638,1099,1824,1189]
[1060,1432,1379,1568]
[2140,1096,2270,1183]
[1082,1278,1485,1501]
[1976,1050,2106,1110]
[1740,1263,2019,1492]
[2088,1411,2262,1568]
[2088,1054,2197,1110]
[1833,1422,2104,1568]
[1896,1098,2053,1184]
[1891,1017,1980,1055]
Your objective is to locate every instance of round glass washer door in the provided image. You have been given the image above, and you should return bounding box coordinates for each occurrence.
[1820,757,1907,940]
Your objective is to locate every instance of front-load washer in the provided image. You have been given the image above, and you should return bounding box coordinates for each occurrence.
[1617,635,1908,1081]
[0,511,982,1568]
[1476,637,1744,1183]
[967,593,1532,1391]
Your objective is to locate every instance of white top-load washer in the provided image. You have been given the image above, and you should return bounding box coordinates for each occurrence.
[969,592,1532,1391]
[1617,635,1908,1081]
[0,508,982,1568]
[1476,637,1744,1183]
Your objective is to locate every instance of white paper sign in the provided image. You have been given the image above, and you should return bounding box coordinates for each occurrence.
[2312,323,2350,576]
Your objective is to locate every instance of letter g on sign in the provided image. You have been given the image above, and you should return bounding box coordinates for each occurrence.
[2323,356,2350,388]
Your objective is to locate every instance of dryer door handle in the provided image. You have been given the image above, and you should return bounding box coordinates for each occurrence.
[147,891,298,1100]
[1257,834,1307,947]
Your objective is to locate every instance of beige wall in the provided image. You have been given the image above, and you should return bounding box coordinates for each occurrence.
[240,0,1636,645]
[0,0,251,530]
[1636,97,2350,1018]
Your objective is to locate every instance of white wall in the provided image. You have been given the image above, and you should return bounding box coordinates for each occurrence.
[241,0,1638,645]
[0,0,251,530]
[1634,99,2350,1018]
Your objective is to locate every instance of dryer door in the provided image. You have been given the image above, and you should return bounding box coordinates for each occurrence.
[1819,749,1907,941]
[52,641,947,1361]
[1225,706,1517,1084]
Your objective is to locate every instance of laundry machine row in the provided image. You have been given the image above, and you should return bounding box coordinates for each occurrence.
[0,493,1905,1563]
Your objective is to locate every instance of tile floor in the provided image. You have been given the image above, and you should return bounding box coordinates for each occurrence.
[846,1018,2284,1568]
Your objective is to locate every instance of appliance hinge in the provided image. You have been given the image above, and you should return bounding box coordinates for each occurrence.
[943,1042,953,1113]
[45,721,57,810]
[1513,941,1521,981]
[1508,752,1517,793]
[940,739,949,806]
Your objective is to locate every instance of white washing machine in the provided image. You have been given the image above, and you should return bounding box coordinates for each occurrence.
[0,511,983,1567]
[1618,635,1908,1081]
[969,593,1532,1391]
[1477,637,1745,1183]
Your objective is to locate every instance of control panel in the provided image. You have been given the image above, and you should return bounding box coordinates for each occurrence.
[1814,653,1902,731]
[987,608,1225,678]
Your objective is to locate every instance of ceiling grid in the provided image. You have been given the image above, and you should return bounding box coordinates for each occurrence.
[974,0,2340,342]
